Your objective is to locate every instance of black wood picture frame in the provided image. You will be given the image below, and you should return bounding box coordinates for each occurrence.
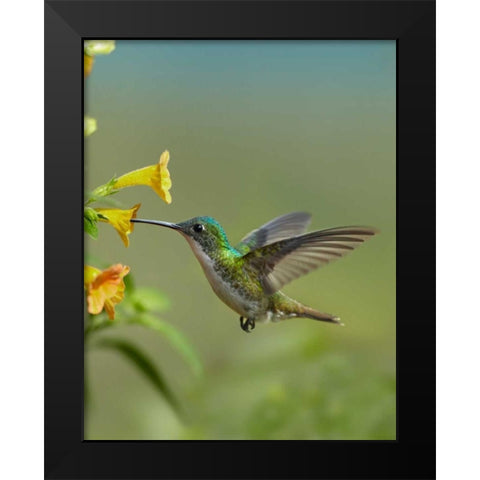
[45,1,435,478]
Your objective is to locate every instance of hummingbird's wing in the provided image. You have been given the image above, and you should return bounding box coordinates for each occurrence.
[245,226,378,295]
[235,212,312,255]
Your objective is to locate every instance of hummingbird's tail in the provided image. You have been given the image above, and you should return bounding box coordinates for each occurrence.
[297,305,344,326]
[269,293,343,326]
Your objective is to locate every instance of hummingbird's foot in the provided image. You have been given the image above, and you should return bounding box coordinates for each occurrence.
[239,317,255,333]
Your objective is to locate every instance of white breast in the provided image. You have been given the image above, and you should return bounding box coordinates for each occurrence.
[184,237,255,317]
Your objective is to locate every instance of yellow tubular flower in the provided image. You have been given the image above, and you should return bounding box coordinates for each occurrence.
[84,264,130,320]
[95,203,141,247]
[84,54,94,78]
[114,150,172,204]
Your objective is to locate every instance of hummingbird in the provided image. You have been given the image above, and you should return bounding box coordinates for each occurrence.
[131,213,378,333]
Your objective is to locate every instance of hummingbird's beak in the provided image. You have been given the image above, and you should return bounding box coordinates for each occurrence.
[130,218,181,230]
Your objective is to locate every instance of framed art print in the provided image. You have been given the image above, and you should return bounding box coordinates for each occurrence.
[45,1,435,479]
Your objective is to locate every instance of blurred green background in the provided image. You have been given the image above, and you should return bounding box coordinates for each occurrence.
[84,40,396,440]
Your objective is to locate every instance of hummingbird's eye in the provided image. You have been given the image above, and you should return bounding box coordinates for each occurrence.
[193,223,205,233]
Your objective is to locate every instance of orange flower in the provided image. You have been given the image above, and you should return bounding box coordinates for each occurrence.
[84,264,130,320]
[114,150,172,204]
[95,203,141,247]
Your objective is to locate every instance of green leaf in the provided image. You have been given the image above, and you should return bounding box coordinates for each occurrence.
[130,287,170,313]
[130,313,203,378]
[84,116,97,137]
[95,337,182,416]
[84,206,99,222]
[84,216,98,239]
[123,271,136,294]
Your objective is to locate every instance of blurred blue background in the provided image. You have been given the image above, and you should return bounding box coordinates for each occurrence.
[85,40,396,440]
